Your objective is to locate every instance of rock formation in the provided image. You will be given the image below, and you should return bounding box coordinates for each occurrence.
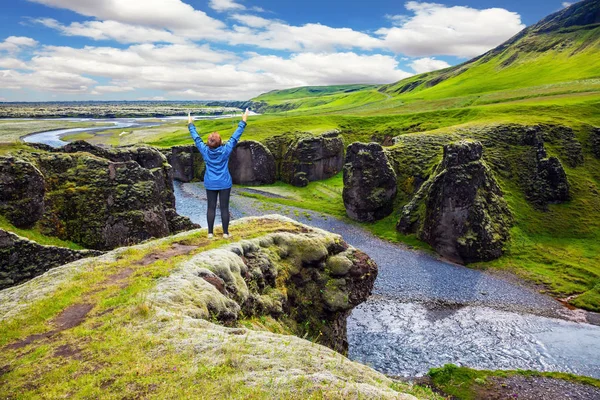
[590,127,600,159]
[0,157,45,228]
[0,229,103,290]
[343,143,397,222]
[228,141,276,185]
[0,142,198,250]
[398,141,512,264]
[160,145,204,182]
[0,216,410,399]
[520,129,571,206]
[266,131,345,187]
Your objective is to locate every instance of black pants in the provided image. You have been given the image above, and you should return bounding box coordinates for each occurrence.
[206,188,231,235]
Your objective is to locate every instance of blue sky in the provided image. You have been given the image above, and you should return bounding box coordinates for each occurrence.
[0,0,576,101]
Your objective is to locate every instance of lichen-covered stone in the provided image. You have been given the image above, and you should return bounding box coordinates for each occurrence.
[267,130,345,186]
[343,142,397,222]
[398,141,513,264]
[0,157,45,228]
[228,141,276,185]
[151,216,377,354]
[0,229,103,289]
[0,142,199,250]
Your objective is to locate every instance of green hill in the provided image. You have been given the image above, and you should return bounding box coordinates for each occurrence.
[252,0,599,115]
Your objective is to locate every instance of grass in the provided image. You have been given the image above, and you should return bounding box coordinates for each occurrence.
[0,215,83,250]
[0,218,438,399]
[428,364,600,400]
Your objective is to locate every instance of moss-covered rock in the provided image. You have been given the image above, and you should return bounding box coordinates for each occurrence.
[343,142,398,222]
[0,142,198,250]
[398,141,513,264]
[152,217,377,354]
[228,140,277,185]
[0,157,45,229]
[266,130,345,187]
[0,229,102,289]
[160,145,203,183]
[590,127,600,159]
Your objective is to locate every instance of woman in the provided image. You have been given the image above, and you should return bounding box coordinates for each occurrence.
[188,108,249,239]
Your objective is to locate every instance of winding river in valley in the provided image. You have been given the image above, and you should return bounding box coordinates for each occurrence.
[24,123,600,380]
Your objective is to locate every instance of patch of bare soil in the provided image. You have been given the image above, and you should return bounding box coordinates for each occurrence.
[135,243,198,266]
[53,343,83,360]
[5,303,94,350]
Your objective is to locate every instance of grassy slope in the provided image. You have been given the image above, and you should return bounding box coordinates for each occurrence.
[0,216,83,250]
[0,217,438,399]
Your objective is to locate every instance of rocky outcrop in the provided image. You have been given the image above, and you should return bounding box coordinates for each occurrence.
[153,216,377,353]
[521,130,571,206]
[228,141,276,185]
[590,127,600,159]
[343,143,397,222]
[160,145,205,182]
[0,216,410,400]
[0,157,45,228]
[0,142,198,250]
[0,229,103,290]
[398,141,512,264]
[266,131,345,187]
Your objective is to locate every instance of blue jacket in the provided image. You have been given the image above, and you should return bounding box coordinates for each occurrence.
[189,121,246,190]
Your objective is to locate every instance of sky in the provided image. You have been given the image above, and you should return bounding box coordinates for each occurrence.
[0,0,578,101]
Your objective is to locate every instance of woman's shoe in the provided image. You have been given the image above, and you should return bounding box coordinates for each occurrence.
[208,233,214,239]
[223,233,230,239]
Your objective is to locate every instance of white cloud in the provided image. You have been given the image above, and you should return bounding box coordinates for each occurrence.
[409,57,451,74]
[34,18,186,44]
[209,0,245,12]
[27,0,225,35]
[226,21,383,52]
[240,52,412,86]
[562,2,573,8]
[378,1,525,57]
[93,85,136,93]
[5,43,412,100]
[1,69,96,93]
[230,14,271,28]
[0,36,39,52]
[0,57,30,69]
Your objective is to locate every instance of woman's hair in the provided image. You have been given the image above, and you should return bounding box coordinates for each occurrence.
[207,132,222,149]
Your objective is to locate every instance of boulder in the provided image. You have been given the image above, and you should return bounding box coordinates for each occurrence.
[1,142,199,250]
[521,130,571,206]
[590,127,600,159]
[267,131,345,186]
[228,141,276,185]
[343,143,397,222]
[398,141,513,264]
[0,229,103,290]
[0,157,45,228]
[161,145,205,183]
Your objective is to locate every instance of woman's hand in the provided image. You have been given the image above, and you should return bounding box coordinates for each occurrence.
[188,112,193,124]
[242,108,249,123]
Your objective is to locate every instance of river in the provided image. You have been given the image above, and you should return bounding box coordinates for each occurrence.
[23,124,600,379]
